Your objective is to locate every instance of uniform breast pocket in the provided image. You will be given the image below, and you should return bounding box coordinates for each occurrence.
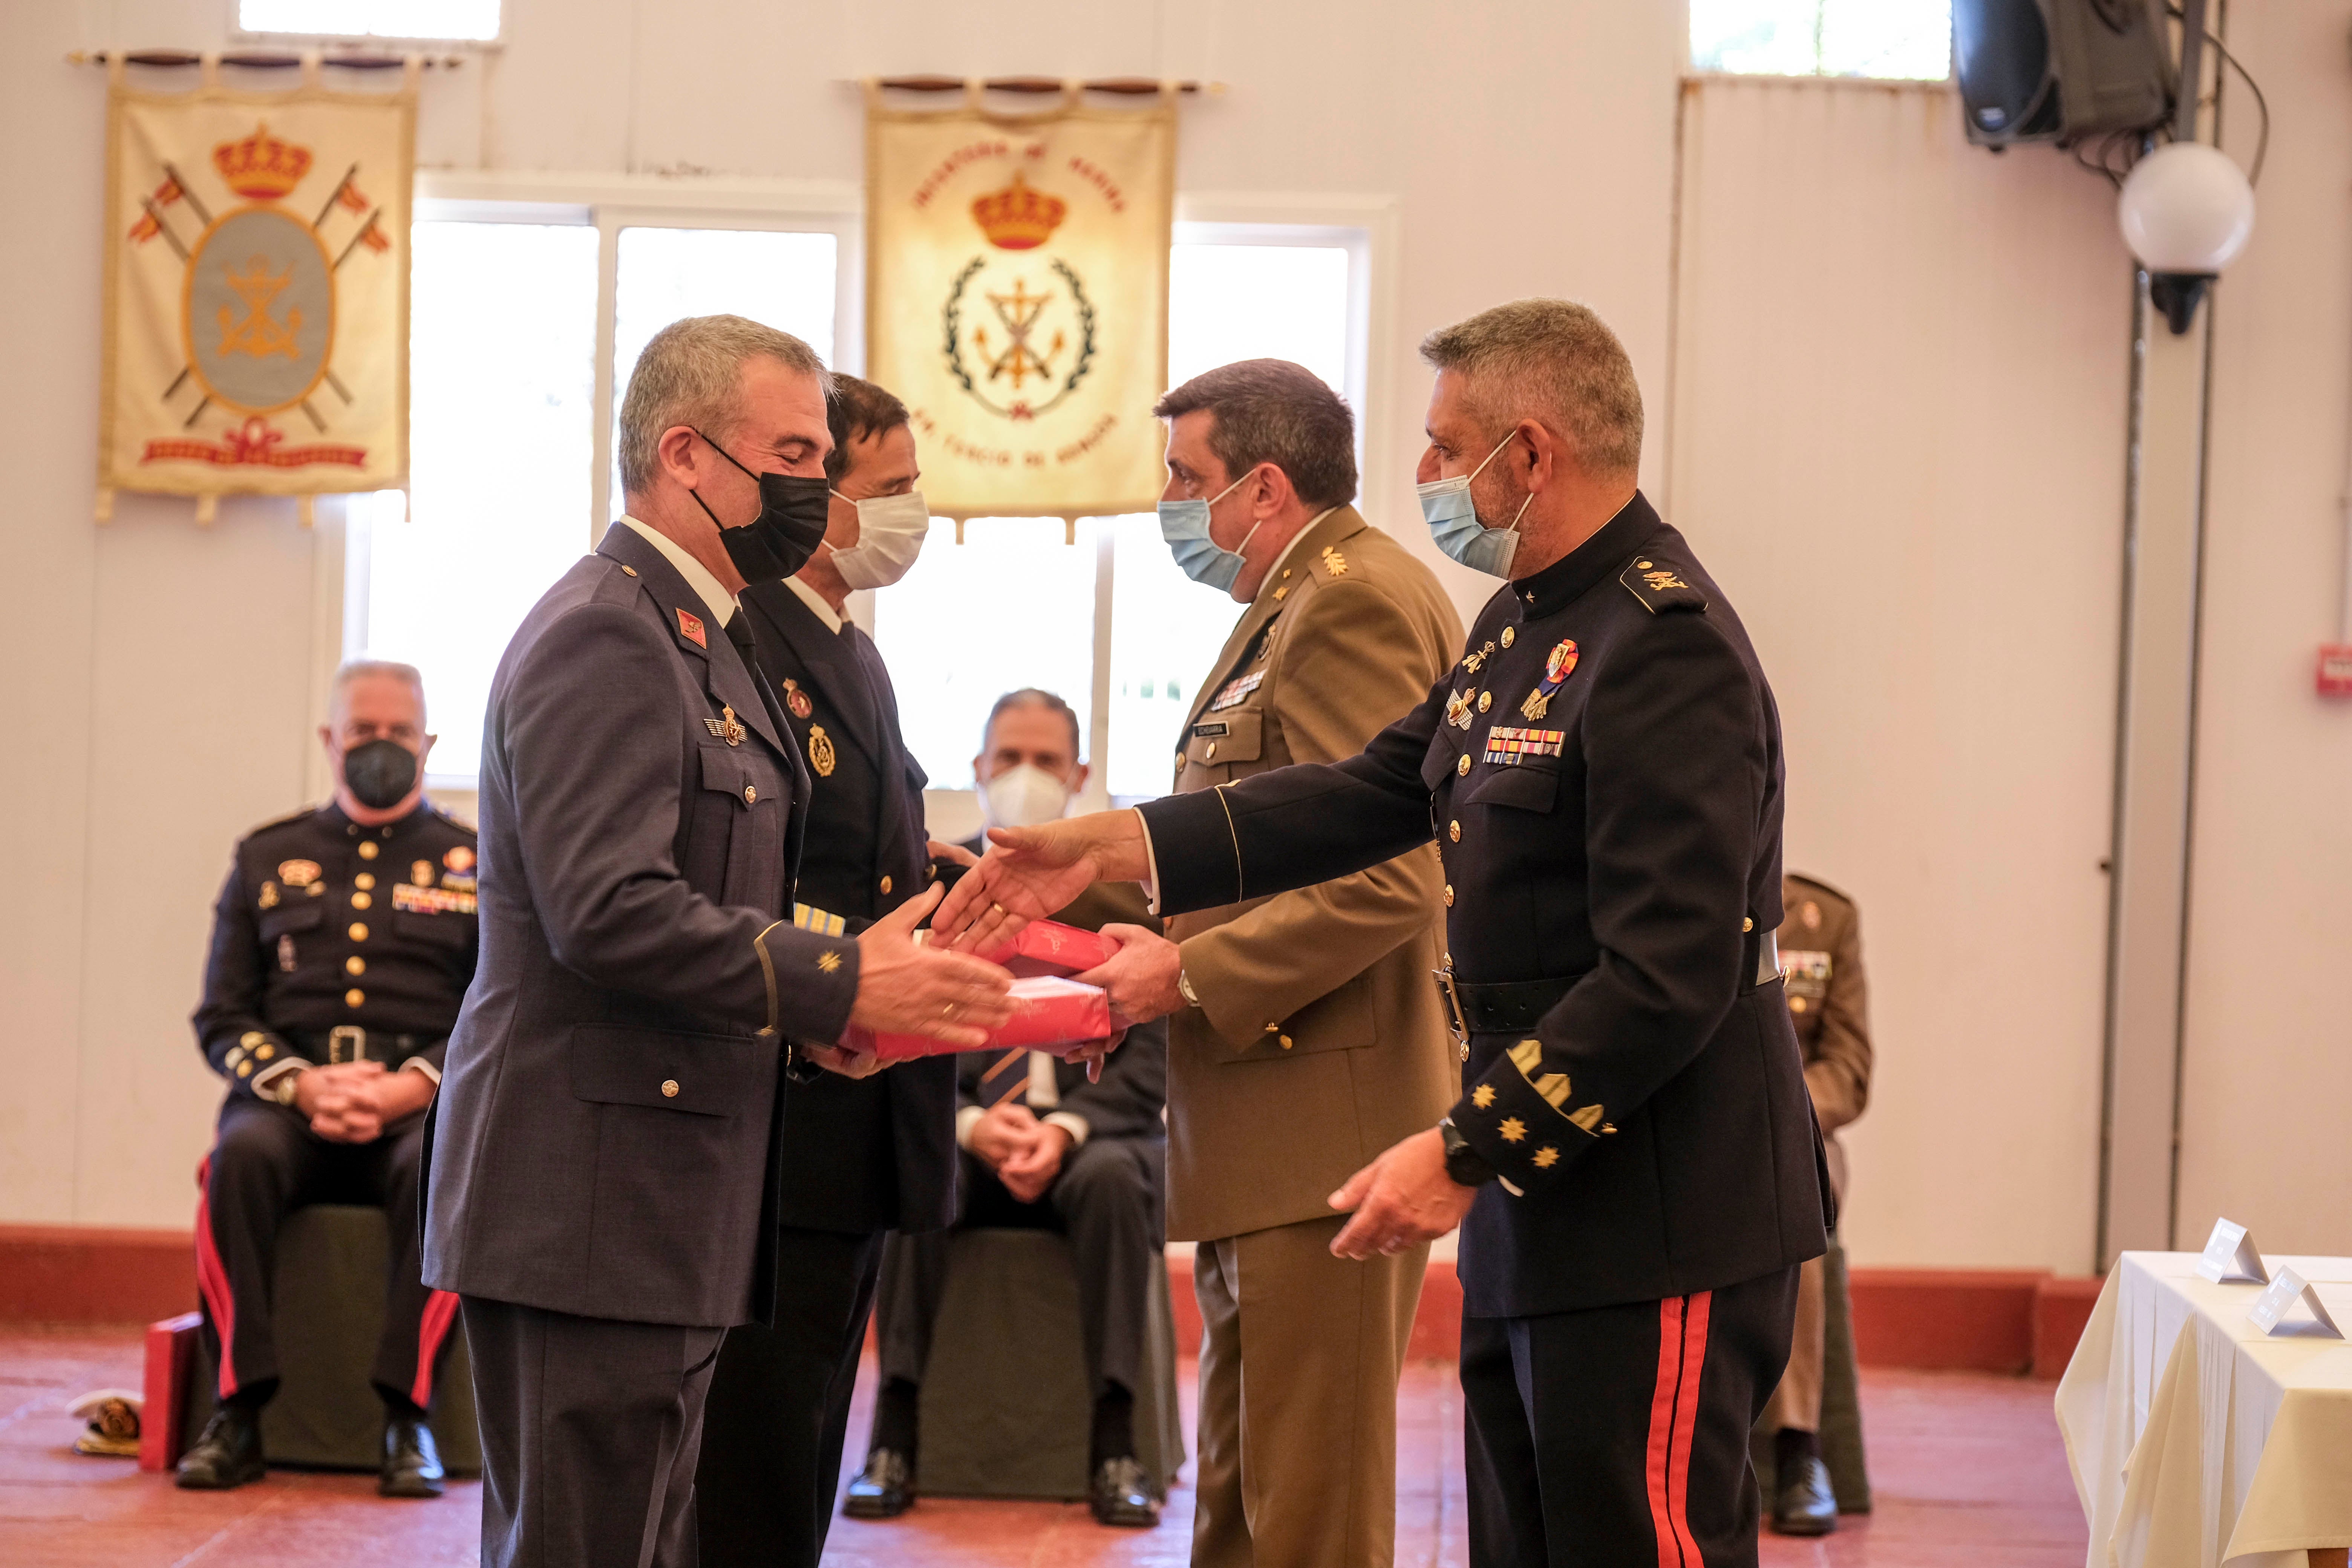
[390,909,471,949]
[1184,708,1263,770]
[689,743,788,912]
[1420,729,1464,792]
[258,903,327,943]
[1459,756,1561,813]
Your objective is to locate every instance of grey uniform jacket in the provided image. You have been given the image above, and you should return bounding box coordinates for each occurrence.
[422,523,863,1330]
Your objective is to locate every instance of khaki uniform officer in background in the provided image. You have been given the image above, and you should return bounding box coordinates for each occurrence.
[1073,359,1464,1568]
[1761,872,1873,1536]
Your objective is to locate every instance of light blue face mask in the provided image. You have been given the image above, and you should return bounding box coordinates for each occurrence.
[1418,432,1533,579]
[1158,470,1262,594]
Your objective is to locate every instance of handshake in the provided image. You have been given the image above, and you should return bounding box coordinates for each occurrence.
[813,825,1167,1081]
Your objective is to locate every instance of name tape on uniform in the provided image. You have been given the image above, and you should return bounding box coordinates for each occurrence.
[1482,727,1566,766]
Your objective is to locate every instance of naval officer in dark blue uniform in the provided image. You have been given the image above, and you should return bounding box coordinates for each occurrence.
[937,299,1828,1568]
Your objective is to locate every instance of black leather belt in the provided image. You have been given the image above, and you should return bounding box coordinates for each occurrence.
[1434,929,1780,1043]
[294,1026,425,1064]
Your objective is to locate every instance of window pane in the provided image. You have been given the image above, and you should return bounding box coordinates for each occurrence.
[873,519,1098,789]
[1104,514,1245,799]
[240,0,501,39]
[610,227,838,519]
[1167,243,1351,394]
[357,221,599,778]
[1690,0,1951,80]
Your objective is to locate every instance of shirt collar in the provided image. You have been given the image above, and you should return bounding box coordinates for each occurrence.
[619,515,738,627]
[784,573,844,634]
[1248,507,1338,603]
[1508,492,1659,620]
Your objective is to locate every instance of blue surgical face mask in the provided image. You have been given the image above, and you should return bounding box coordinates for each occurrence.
[1418,432,1533,579]
[1158,470,1261,594]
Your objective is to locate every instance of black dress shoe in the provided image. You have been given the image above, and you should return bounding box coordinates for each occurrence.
[1770,1452,1839,1536]
[176,1404,265,1490]
[841,1447,914,1519]
[380,1414,446,1498]
[1088,1456,1160,1528]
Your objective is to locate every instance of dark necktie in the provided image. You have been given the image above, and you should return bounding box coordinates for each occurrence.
[722,610,795,748]
[977,1049,1031,1112]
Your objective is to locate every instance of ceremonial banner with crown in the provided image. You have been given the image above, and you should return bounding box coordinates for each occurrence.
[97,55,414,522]
[865,82,1176,518]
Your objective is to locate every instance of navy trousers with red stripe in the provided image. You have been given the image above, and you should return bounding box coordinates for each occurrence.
[1461,1266,1800,1568]
[196,1096,459,1411]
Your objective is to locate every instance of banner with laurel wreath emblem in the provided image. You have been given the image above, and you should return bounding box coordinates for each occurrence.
[97,55,413,522]
[865,82,1175,518]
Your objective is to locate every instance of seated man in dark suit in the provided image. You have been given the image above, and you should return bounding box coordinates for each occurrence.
[179,660,475,1499]
[849,689,1170,1529]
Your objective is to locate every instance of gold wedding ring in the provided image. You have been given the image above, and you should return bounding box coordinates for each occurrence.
[942,1002,957,1020]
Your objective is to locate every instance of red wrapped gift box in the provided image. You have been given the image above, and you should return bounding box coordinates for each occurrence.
[975,919,1122,978]
[854,975,1116,1063]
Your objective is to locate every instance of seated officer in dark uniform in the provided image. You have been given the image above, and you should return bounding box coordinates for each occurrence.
[179,659,476,1498]
[848,689,1170,1529]
[694,373,961,1568]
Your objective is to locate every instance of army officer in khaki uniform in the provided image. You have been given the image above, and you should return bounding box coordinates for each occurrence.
[1073,359,1463,1568]
[1762,871,1873,1535]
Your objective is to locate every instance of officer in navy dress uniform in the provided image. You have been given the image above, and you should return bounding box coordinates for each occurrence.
[695,374,963,1568]
[938,301,1830,1568]
[180,660,475,1499]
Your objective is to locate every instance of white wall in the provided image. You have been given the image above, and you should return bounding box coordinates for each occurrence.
[5,0,2346,1269]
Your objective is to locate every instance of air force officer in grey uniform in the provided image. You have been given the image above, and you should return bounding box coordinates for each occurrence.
[423,316,1012,1568]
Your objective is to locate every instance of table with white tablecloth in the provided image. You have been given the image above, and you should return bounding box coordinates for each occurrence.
[2057,1251,2352,1568]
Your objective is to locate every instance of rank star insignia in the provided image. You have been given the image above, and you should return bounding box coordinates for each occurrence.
[816,950,842,974]
[1498,1116,1528,1144]
[704,705,747,746]
[1533,1146,1560,1169]
[1471,1084,1496,1109]
[808,725,838,778]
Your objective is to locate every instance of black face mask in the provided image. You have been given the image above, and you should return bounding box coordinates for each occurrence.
[343,738,420,810]
[687,429,832,582]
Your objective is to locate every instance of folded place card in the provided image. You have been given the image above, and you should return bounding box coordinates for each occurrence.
[2196,1217,2269,1284]
[2246,1267,2343,1338]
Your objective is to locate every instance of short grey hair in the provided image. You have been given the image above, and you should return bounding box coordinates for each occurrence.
[1152,359,1357,511]
[1419,299,1644,479]
[332,659,426,723]
[617,315,832,499]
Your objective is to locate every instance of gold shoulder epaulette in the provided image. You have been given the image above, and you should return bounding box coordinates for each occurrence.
[1619,554,1708,615]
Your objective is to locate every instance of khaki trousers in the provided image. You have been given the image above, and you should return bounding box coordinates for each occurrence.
[1763,1250,1827,1432]
[1191,1214,1427,1568]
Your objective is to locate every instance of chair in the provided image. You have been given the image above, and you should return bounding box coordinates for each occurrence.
[183,1204,480,1473]
[1749,1235,1871,1511]
[910,1228,1185,1500]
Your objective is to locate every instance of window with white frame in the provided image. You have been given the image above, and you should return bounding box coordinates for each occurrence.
[1690,0,1952,80]
[344,187,1371,808]
[239,0,502,40]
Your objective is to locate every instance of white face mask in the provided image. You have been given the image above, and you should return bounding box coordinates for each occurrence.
[981,763,1074,829]
[826,489,931,591]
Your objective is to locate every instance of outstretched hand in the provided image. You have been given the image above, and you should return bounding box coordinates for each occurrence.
[933,809,1153,952]
[1327,1128,1478,1260]
[849,883,1014,1050]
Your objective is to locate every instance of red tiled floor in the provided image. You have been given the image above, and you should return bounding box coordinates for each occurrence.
[0,1326,2081,1566]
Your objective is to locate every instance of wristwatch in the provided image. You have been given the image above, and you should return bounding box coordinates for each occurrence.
[272,1067,307,1107]
[1438,1117,1497,1188]
[1177,969,1200,1008]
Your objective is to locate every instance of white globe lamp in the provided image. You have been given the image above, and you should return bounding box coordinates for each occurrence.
[2117,141,2256,333]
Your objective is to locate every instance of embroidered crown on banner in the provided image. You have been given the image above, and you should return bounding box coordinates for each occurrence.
[212,123,312,201]
[970,172,1067,251]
